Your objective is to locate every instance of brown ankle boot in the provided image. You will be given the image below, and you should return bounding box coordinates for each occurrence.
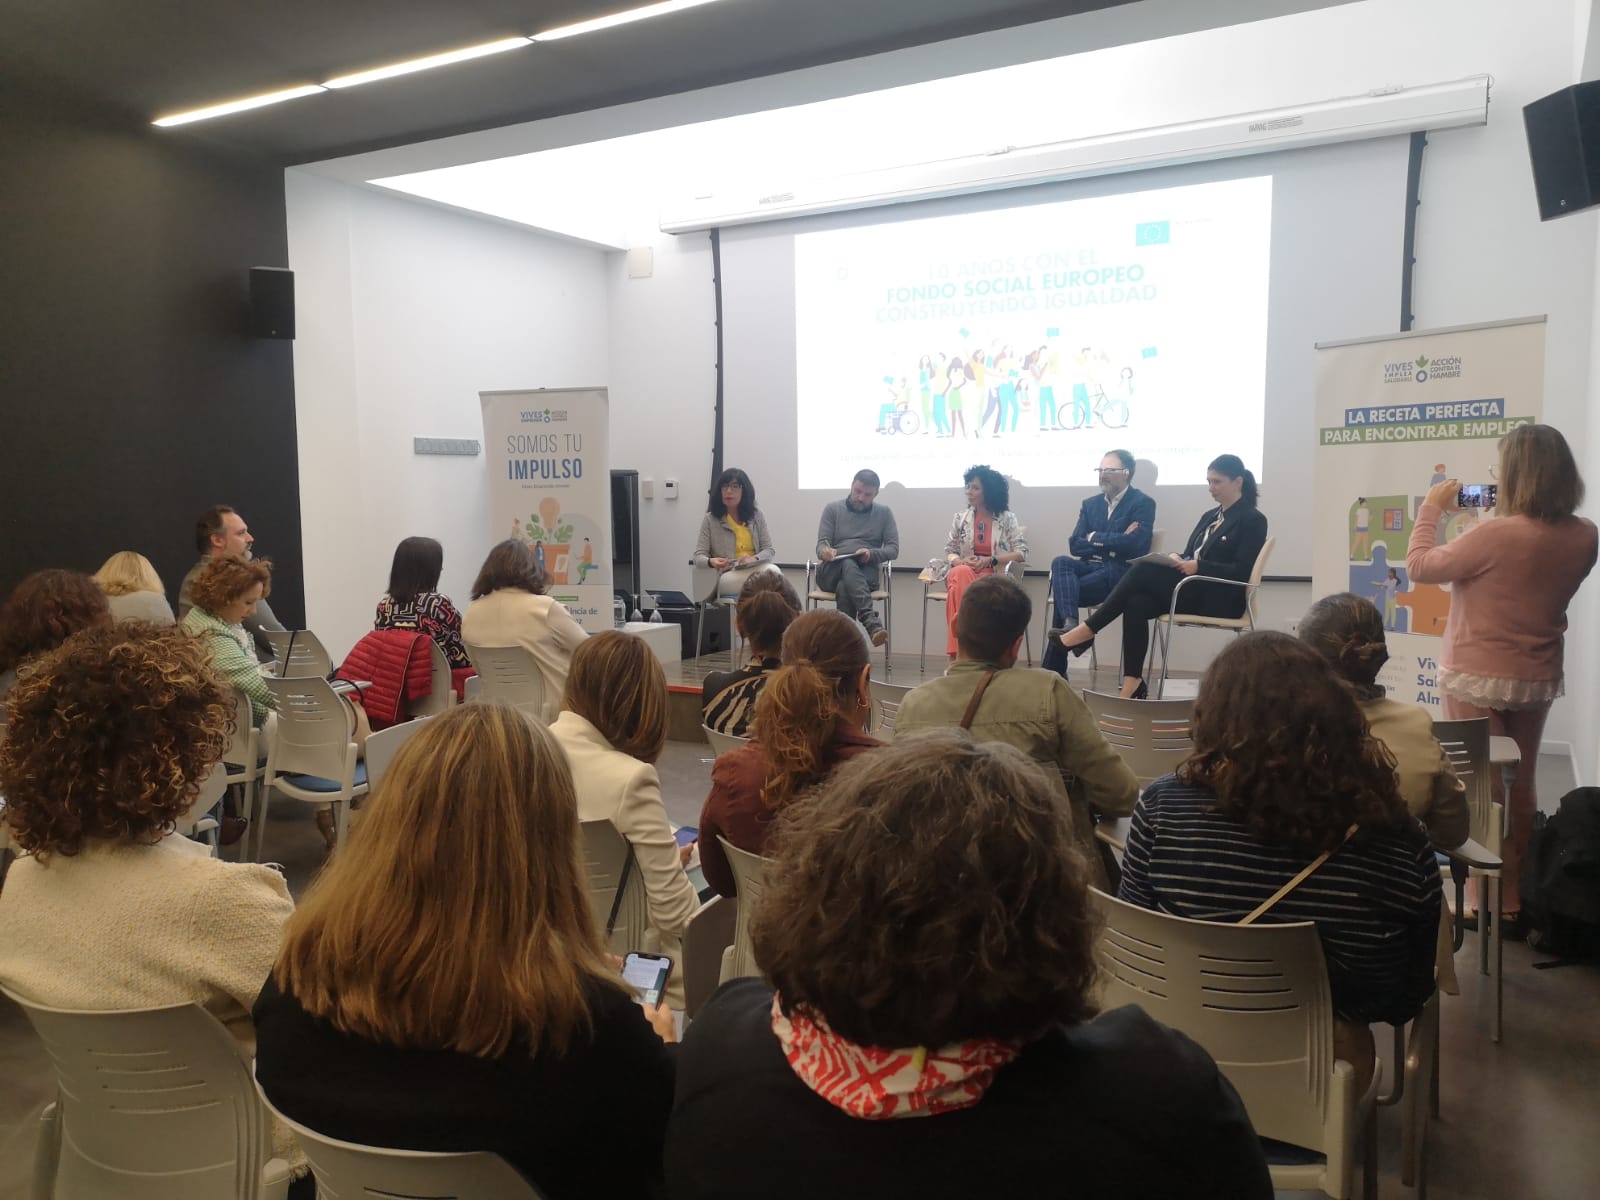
[314,807,337,851]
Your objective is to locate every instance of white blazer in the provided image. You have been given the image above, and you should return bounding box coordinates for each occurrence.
[461,588,588,723]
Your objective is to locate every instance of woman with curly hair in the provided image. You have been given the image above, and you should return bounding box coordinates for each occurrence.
[0,569,111,699]
[938,464,1026,662]
[0,622,303,1187]
[1119,632,1442,1085]
[93,550,176,624]
[667,731,1271,1200]
[697,609,882,898]
[179,553,277,726]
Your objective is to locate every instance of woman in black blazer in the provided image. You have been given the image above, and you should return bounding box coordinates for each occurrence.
[1053,454,1268,698]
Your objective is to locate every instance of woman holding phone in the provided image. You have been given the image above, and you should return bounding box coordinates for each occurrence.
[1406,424,1597,937]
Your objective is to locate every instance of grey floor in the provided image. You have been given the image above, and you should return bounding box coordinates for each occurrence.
[3,746,1597,1198]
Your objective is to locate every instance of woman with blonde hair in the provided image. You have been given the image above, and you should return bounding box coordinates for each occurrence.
[254,702,676,1197]
[698,609,882,898]
[550,632,700,999]
[1407,424,1597,936]
[93,551,175,624]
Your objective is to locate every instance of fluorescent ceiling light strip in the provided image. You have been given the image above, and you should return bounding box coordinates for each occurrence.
[531,0,729,42]
[152,84,326,127]
[323,37,531,89]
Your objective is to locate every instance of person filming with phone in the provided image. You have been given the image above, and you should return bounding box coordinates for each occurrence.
[1406,424,1597,939]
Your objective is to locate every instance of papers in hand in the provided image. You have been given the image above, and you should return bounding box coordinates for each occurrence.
[1130,552,1183,569]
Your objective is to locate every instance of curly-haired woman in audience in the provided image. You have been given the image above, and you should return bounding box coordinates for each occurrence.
[0,569,110,700]
[550,632,700,1003]
[180,554,277,726]
[700,571,803,738]
[0,623,304,1191]
[938,464,1027,661]
[1119,632,1442,1087]
[93,551,175,624]
[255,703,674,1200]
[667,731,1271,1200]
[374,535,471,669]
[697,609,883,898]
[462,539,588,724]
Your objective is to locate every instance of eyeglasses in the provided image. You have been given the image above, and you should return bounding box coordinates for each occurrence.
[1094,468,1129,476]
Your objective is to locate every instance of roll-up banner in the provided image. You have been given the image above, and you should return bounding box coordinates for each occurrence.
[480,387,612,633]
[1312,316,1545,708]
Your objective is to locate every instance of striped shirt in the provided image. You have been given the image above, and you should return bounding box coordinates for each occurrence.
[701,659,779,739]
[1118,775,1441,1026]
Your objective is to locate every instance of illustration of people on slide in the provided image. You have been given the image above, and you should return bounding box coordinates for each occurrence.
[917,355,934,435]
[1377,567,1400,630]
[577,537,595,584]
[945,357,969,437]
[931,353,951,436]
[1350,497,1370,559]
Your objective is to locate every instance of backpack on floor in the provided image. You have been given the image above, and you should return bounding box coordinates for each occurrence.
[1520,787,1600,961]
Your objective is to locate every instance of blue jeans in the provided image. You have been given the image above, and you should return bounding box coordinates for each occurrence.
[1040,555,1123,676]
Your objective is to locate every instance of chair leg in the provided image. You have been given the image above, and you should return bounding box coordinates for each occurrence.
[31,1101,60,1200]
[250,782,272,864]
[1155,618,1173,699]
[919,594,928,675]
[883,589,893,677]
[1361,1101,1379,1200]
[1491,873,1503,1044]
[694,605,705,664]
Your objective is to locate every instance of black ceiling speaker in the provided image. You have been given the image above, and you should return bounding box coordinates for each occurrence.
[1524,81,1600,221]
[249,266,295,339]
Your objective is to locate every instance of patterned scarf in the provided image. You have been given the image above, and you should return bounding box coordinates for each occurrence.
[770,994,1020,1120]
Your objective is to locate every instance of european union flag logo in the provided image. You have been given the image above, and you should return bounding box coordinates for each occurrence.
[1135,221,1170,245]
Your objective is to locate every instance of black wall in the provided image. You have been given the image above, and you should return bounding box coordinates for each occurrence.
[0,82,304,625]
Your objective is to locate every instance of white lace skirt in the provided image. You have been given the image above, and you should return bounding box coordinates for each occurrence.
[1439,668,1562,711]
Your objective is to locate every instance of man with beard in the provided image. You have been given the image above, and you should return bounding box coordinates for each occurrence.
[179,504,286,661]
[814,470,899,647]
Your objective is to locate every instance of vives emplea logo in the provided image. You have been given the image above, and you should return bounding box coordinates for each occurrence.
[520,408,568,423]
[1382,353,1462,385]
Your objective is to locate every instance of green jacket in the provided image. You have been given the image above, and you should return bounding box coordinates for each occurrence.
[181,606,276,727]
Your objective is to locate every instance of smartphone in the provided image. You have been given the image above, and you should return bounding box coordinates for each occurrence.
[674,825,699,847]
[621,952,673,1007]
[1457,483,1498,509]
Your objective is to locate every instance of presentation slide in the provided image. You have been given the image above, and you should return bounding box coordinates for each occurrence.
[792,175,1272,489]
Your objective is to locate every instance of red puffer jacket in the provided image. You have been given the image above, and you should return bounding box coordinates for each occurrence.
[337,629,434,729]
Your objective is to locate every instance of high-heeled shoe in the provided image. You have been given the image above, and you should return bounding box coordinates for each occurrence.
[1047,628,1094,658]
[1128,680,1149,700]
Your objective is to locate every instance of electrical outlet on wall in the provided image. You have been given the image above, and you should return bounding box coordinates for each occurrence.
[664,478,679,500]
[641,477,655,499]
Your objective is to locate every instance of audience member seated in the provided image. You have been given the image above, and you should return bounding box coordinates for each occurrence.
[180,555,277,728]
[693,467,780,600]
[374,535,471,670]
[699,610,882,898]
[666,731,1272,1200]
[179,504,286,660]
[0,569,110,701]
[936,464,1027,662]
[1118,632,1442,1087]
[700,572,802,738]
[462,539,588,724]
[550,631,699,1002]
[254,703,675,1200]
[93,550,176,624]
[896,574,1137,885]
[0,623,303,1190]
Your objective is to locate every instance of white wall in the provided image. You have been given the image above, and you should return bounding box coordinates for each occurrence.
[286,171,609,661]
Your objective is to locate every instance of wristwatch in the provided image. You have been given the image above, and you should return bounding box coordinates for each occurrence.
[989,555,999,569]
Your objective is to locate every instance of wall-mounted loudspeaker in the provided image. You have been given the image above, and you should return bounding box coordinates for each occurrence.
[249,266,295,338]
[1524,82,1600,221]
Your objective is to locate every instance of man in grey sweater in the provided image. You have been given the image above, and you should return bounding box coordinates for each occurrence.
[178,504,286,662]
[815,469,899,646]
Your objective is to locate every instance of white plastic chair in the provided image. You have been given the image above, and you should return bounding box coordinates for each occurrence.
[1081,689,1194,787]
[261,628,333,679]
[173,759,231,853]
[682,894,737,1019]
[1432,716,1504,1042]
[408,640,459,717]
[464,643,547,721]
[867,678,912,740]
[364,716,433,794]
[257,676,368,861]
[580,819,649,955]
[1091,889,1380,1200]
[1149,536,1276,697]
[221,687,267,859]
[2,987,291,1200]
[702,725,750,757]
[254,1080,543,1199]
[804,557,894,674]
[717,835,772,984]
[463,673,483,702]
[920,560,1032,674]
[1044,529,1166,674]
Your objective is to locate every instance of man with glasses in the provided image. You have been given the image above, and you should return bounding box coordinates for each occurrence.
[1040,450,1155,677]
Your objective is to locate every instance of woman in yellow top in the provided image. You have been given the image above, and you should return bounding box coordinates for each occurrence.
[693,467,779,601]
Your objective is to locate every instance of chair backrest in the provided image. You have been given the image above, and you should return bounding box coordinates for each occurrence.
[173,759,231,841]
[1244,536,1277,619]
[265,676,359,784]
[1147,528,1166,555]
[262,629,333,679]
[255,1081,543,1199]
[703,725,750,757]
[682,894,737,1019]
[463,673,483,702]
[364,716,433,794]
[579,819,649,954]
[408,640,457,718]
[464,643,547,720]
[1091,889,1342,1156]
[222,687,260,772]
[2,989,277,1200]
[1431,716,1497,850]
[1081,690,1194,786]
[718,835,772,982]
[868,679,913,737]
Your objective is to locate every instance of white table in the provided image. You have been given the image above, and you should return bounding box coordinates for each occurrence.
[623,620,682,664]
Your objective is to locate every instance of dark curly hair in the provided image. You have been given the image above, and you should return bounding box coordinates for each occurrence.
[963,463,1010,514]
[472,540,547,600]
[1180,631,1412,856]
[0,622,234,859]
[187,555,273,615]
[753,729,1100,1047]
[1299,592,1390,687]
[0,570,111,674]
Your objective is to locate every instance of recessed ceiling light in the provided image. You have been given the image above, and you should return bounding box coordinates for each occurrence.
[152,84,327,127]
[323,37,532,90]
[531,0,731,43]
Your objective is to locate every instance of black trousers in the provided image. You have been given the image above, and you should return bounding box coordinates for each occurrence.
[1083,560,1186,677]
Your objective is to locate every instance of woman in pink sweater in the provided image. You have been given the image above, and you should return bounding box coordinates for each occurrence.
[1407,425,1597,934]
